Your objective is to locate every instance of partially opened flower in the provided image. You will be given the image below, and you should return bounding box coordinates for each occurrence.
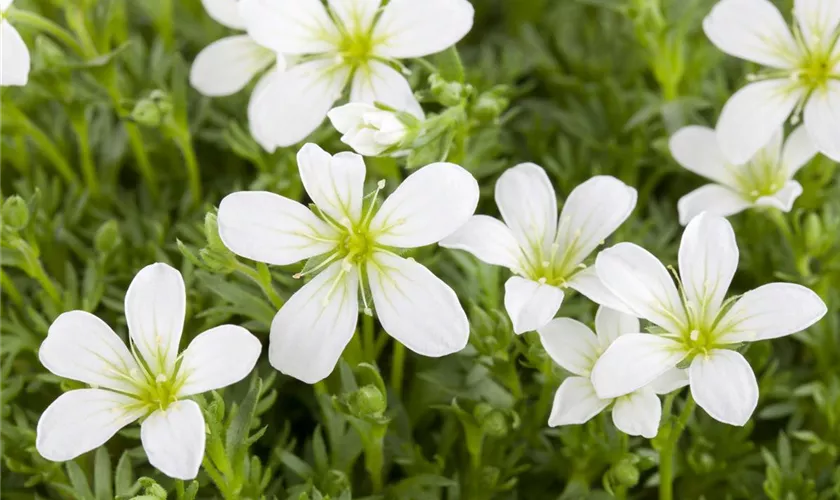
[590,213,826,426]
[540,306,688,438]
[36,263,262,479]
[189,0,285,147]
[1,0,31,86]
[217,143,479,383]
[328,103,410,156]
[441,163,638,334]
[671,125,818,225]
[240,0,474,150]
[703,0,840,162]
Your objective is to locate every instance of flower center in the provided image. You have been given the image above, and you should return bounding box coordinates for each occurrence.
[338,31,374,68]
[796,52,835,90]
[339,226,376,265]
[729,155,786,201]
[127,365,182,412]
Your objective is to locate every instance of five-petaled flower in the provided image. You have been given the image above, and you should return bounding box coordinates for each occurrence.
[1,0,30,86]
[440,163,638,334]
[540,306,688,438]
[239,0,474,151]
[328,102,409,156]
[217,143,479,384]
[704,0,840,163]
[671,125,818,225]
[590,212,827,426]
[36,263,262,479]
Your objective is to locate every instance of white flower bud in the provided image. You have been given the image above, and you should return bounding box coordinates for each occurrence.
[327,103,408,157]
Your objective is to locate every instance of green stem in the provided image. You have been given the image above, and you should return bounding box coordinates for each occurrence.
[659,395,695,500]
[173,130,202,206]
[5,9,84,55]
[234,262,284,309]
[390,341,405,398]
[362,313,375,361]
[70,111,99,196]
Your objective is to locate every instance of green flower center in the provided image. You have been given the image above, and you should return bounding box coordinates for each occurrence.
[338,30,375,68]
[338,225,377,265]
[729,154,787,201]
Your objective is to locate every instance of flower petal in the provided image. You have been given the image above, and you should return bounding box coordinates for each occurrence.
[189,36,275,97]
[327,102,374,132]
[370,162,479,248]
[794,0,840,49]
[439,215,525,271]
[297,143,366,226]
[565,266,636,316]
[329,0,380,34]
[594,306,640,349]
[239,0,340,54]
[677,184,751,226]
[249,59,350,150]
[647,368,690,395]
[350,60,424,118]
[755,180,803,211]
[803,81,840,162]
[141,401,206,480]
[368,252,469,356]
[715,283,827,343]
[548,376,610,427]
[537,318,599,376]
[177,325,262,397]
[218,191,339,266]
[555,175,638,271]
[248,69,281,152]
[200,0,245,29]
[669,125,735,186]
[503,276,564,334]
[716,80,803,165]
[595,243,688,333]
[590,333,686,399]
[702,0,799,68]
[269,261,359,383]
[611,388,661,438]
[689,349,758,426]
[36,389,143,461]
[372,0,474,58]
[494,163,557,262]
[780,125,818,177]
[0,21,30,87]
[125,263,185,377]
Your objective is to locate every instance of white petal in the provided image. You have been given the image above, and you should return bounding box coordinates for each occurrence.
[594,306,640,349]
[249,59,350,150]
[755,181,803,211]
[611,388,661,438]
[329,0,380,34]
[494,163,557,261]
[0,20,30,87]
[39,311,141,394]
[780,125,818,177]
[200,0,246,29]
[503,276,564,335]
[678,212,739,325]
[217,191,339,266]
[537,318,599,376]
[794,0,840,48]
[590,334,686,399]
[125,263,185,377]
[669,126,735,186]
[565,266,636,316]
[189,36,274,97]
[702,0,800,68]
[141,401,206,480]
[439,215,525,271]
[368,252,468,356]
[803,81,840,162]
[327,102,376,133]
[595,243,688,333]
[716,80,804,165]
[0,0,13,12]
[555,175,638,271]
[239,0,340,54]
[177,325,262,397]
[36,389,143,461]
[689,349,758,426]
[350,60,424,118]
[372,0,474,58]
[548,376,610,427]
[269,261,359,383]
[370,162,479,248]
[248,69,281,152]
[297,143,366,225]
[715,283,827,343]
[647,368,690,395]
[677,184,751,226]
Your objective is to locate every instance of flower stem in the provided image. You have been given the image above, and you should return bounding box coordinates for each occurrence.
[658,394,695,500]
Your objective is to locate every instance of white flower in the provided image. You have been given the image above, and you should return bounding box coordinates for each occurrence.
[440,163,638,334]
[540,306,688,438]
[217,143,479,383]
[189,0,286,148]
[1,0,30,86]
[328,102,408,156]
[36,263,262,479]
[671,125,818,225]
[239,0,474,151]
[703,0,840,162]
[590,213,827,426]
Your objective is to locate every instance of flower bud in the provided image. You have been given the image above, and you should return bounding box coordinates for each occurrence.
[204,213,226,250]
[327,103,408,156]
[199,247,238,274]
[429,74,464,107]
[130,91,173,128]
[609,458,640,487]
[94,219,121,254]
[803,212,823,253]
[348,384,387,418]
[472,90,509,122]
[2,196,29,231]
[474,403,509,438]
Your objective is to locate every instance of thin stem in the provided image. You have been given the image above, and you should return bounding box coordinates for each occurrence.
[390,341,405,398]
[234,262,284,309]
[659,394,695,500]
[173,130,203,205]
[362,313,375,361]
[5,9,84,55]
[70,111,99,196]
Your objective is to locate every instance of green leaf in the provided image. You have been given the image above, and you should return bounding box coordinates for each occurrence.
[114,451,135,497]
[434,46,465,83]
[66,461,95,500]
[94,447,113,500]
